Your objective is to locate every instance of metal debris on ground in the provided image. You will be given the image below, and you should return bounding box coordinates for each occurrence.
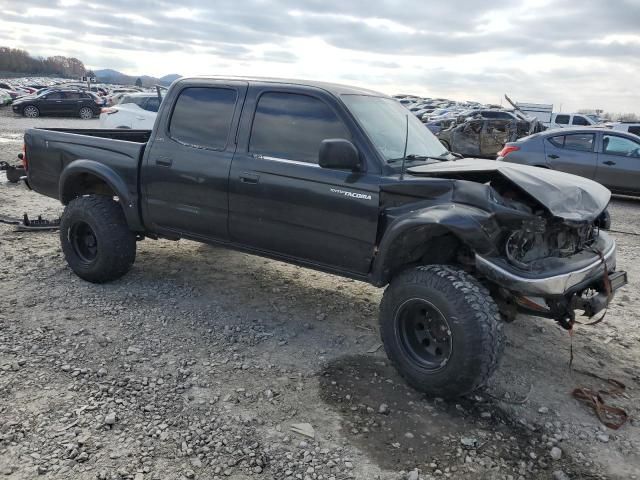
[570,369,629,430]
[0,213,60,231]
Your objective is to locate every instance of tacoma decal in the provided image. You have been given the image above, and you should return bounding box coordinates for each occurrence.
[330,187,372,200]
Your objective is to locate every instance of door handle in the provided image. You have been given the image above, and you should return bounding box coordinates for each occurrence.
[239,173,259,184]
[155,158,173,167]
[548,154,559,159]
[603,160,616,166]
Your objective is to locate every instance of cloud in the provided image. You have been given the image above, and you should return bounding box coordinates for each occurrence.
[0,0,638,112]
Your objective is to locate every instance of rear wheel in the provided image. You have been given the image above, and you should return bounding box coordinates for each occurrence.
[79,107,94,119]
[23,105,39,118]
[60,195,136,283]
[380,265,504,398]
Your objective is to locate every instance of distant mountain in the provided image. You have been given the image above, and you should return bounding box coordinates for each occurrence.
[93,69,181,87]
[160,73,181,84]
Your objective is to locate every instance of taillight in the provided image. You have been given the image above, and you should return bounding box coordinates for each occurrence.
[101,107,118,114]
[497,145,520,158]
[21,143,28,170]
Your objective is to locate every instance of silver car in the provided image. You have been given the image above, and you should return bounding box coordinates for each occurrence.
[497,127,640,195]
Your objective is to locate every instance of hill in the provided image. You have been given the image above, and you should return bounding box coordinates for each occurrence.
[94,69,181,87]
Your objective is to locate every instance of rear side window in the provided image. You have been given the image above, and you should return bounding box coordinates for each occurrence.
[46,92,65,100]
[548,135,564,147]
[563,133,594,151]
[572,116,589,126]
[555,114,570,124]
[169,87,237,150]
[66,92,81,100]
[144,97,160,112]
[249,92,351,164]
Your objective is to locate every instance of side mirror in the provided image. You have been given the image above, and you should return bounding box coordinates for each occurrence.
[319,139,361,171]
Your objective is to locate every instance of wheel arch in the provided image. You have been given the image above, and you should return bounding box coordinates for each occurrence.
[370,204,499,287]
[59,160,143,230]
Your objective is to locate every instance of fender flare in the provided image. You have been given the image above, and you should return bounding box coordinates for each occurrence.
[59,159,143,230]
[370,204,499,286]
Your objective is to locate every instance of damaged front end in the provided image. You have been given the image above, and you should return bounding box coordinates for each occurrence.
[407,159,628,328]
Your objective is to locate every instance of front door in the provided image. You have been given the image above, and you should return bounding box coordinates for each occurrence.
[229,88,379,274]
[596,133,640,193]
[141,81,248,240]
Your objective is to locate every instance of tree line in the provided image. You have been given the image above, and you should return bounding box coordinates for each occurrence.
[0,47,86,78]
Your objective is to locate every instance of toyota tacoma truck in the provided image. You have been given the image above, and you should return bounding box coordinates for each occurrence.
[20,76,627,398]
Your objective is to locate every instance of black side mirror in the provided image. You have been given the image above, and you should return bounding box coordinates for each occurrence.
[319,139,361,171]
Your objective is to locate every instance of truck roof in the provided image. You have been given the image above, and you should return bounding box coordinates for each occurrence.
[178,76,386,97]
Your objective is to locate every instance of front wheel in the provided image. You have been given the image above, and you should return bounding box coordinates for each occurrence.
[23,105,40,118]
[379,265,504,398]
[60,195,136,283]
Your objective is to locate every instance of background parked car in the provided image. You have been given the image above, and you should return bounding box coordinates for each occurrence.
[438,118,531,158]
[0,90,11,106]
[497,127,640,195]
[11,88,101,119]
[99,92,160,129]
[545,112,600,128]
[608,122,640,136]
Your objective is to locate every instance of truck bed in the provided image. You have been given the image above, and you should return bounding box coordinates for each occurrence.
[24,127,148,202]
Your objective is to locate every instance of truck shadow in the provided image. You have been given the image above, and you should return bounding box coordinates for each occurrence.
[318,354,598,479]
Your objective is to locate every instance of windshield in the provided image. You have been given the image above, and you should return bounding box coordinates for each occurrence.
[341,95,448,162]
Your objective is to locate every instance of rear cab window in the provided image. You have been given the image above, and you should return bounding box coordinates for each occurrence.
[169,87,238,150]
[571,116,589,126]
[249,92,351,164]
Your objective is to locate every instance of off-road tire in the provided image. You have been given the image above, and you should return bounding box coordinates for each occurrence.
[60,195,136,283]
[379,265,504,398]
[6,166,24,183]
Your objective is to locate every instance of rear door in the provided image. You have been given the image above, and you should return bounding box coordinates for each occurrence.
[228,86,380,274]
[595,133,640,193]
[543,132,597,178]
[141,80,248,240]
[480,120,511,156]
[63,91,84,115]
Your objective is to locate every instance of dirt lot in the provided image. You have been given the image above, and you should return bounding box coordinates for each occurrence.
[0,107,639,480]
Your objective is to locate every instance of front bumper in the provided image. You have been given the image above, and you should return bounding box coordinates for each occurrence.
[475,230,619,297]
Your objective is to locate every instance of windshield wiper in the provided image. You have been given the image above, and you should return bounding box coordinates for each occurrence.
[387,154,448,164]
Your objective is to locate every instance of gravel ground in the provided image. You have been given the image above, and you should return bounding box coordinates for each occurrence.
[1,106,639,480]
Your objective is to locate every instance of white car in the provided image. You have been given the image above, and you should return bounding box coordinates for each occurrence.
[99,93,160,129]
[607,122,640,137]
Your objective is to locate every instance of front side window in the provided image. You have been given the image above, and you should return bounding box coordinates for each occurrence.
[563,133,594,152]
[341,94,448,161]
[555,114,570,125]
[602,135,640,157]
[46,92,65,100]
[627,126,640,136]
[169,87,237,150]
[250,92,351,164]
[572,116,589,126]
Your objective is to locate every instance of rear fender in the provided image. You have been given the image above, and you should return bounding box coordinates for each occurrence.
[59,159,143,230]
[370,204,500,286]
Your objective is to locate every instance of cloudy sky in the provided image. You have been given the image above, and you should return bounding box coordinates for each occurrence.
[2,0,639,112]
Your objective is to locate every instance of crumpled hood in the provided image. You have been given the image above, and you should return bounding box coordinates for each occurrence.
[408,159,610,222]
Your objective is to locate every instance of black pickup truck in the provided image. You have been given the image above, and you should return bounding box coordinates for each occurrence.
[21,76,626,398]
